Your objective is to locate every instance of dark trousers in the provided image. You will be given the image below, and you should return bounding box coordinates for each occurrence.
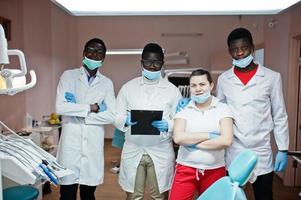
[252,172,274,200]
[60,184,97,200]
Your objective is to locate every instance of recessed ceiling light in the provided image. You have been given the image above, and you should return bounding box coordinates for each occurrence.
[51,0,301,16]
[106,49,143,55]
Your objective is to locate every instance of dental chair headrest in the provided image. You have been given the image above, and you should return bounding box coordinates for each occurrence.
[228,149,258,186]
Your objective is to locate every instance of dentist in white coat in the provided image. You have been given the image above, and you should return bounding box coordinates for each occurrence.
[216,28,289,200]
[56,38,116,200]
[114,43,182,200]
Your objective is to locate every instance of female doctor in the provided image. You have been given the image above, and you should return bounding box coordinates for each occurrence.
[169,69,233,200]
[56,38,116,200]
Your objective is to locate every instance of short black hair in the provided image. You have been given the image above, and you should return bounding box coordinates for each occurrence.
[142,43,164,60]
[227,27,254,47]
[84,38,107,53]
[189,68,213,84]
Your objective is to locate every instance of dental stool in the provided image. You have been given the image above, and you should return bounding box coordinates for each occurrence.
[3,185,39,200]
[197,149,258,200]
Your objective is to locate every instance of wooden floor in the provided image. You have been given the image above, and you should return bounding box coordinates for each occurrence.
[43,139,301,200]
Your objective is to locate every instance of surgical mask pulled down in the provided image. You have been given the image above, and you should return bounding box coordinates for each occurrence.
[232,54,253,68]
[191,90,211,104]
[142,68,161,80]
[83,56,103,70]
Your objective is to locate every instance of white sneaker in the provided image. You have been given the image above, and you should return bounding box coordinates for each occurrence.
[110,166,120,174]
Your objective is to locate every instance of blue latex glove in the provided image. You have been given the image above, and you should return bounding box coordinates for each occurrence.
[98,101,107,112]
[208,132,220,139]
[152,119,168,132]
[176,98,191,113]
[274,151,288,172]
[185,132,219,151]
[125,111,137,126]
[65,92,76,103]
[185,144,199,152]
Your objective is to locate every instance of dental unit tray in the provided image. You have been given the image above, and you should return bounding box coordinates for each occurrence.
[0,121,73,186]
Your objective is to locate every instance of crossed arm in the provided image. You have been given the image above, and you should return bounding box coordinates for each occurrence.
[173,117,233,150]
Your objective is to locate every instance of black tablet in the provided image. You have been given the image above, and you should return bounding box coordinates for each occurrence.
[131,110,163,135]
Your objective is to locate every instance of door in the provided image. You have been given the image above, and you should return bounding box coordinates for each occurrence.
[295,55,301,186]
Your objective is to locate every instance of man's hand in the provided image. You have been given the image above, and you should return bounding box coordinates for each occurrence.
[185,144,199,151]
[65,92,76,103]
[274,151,288,172]
[125,111,137,126]
[90,103,99,113]
[152,119,168,132]
[98,101,107,112]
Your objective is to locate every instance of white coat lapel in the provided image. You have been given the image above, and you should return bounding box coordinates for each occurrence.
[245,76,256,88]
[79,69,90,87]
[227,68,243,86]
[245,64,265,88]
[90,71,102,87]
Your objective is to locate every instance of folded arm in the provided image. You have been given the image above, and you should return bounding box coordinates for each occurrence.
[172,118,211,146]
[85,82,117,125]
[55,73,90,118]
[196,117,233,150]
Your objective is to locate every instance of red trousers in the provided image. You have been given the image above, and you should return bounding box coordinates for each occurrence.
[169,164,226,200]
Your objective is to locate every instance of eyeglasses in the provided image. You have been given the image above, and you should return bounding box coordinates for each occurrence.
[229,45,251,54]
[85,47,105,55]
[141,59,163,69]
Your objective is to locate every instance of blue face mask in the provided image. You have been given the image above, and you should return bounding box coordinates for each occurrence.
[191,90,211,104]
[142,68,161,80]
[83,57,103,70]
[232,54,253,68]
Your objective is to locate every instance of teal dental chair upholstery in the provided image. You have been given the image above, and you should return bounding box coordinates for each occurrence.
[3,185,39,200]
[197,149,258,200]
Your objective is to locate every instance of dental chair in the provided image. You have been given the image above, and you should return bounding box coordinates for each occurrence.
[0,24,38,200]
[197,149,258,200]
[3,186,39,200]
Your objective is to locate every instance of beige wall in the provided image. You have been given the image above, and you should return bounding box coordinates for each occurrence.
[50,2,77,107]
[22,0,53,122]
[290,3,301,36]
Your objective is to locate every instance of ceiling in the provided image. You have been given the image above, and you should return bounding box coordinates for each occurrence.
[51,0,301,16]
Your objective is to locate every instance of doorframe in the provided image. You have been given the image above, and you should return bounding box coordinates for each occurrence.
[284,35,301,186]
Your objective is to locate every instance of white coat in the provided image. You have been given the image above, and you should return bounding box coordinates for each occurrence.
[114,76,182,193]
[216,63,289,177]
[56,67,116,186]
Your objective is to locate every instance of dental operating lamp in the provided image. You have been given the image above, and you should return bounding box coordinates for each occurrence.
[0,24,36,95]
